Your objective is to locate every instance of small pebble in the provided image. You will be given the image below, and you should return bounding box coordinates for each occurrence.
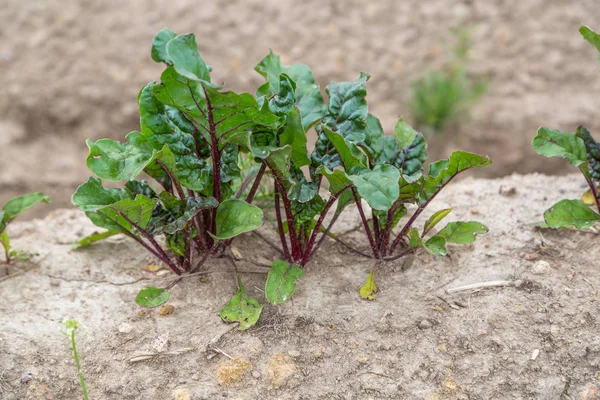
[531,349,540,360]
[159,305,175,316]
[418,319,433,330]
[20,373,32,383]
[118,322,133,334]
[531,260,551,275]
[288,350,300,358]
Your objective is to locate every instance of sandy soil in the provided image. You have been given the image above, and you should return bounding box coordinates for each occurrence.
[1,173,600,399]
[1,0,600,218]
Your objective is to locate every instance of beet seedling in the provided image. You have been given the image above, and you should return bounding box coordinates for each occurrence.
[532,26,600,230]
[0,193,50,264]
[62,319,89,400]
[72,28,284,315]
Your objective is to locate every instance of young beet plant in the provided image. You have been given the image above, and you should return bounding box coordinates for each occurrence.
[1,193,50,264]
[72,28,284,314]
[532,26,600,230]
[250,55,491,303]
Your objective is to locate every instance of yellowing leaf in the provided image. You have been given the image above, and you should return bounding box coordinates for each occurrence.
[359,269,377,300]
[142,264,164,272]
[581,188,598,205]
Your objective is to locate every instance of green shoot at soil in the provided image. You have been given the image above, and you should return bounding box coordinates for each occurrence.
[63,319,89,400]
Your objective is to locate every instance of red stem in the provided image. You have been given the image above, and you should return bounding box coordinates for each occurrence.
[245,163,267,203]
[301,185,352,266]
[353,188,381,259]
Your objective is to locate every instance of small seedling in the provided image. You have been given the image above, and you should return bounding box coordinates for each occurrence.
[62,319,89,400]
[532,25,600,229]
[409,29,487,134]
[0,193,50,264]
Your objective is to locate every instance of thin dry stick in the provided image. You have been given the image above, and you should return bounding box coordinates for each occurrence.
[445,280,515,294]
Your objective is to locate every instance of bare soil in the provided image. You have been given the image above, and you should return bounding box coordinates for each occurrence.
[2,174,600,399]
[1,0,600,218]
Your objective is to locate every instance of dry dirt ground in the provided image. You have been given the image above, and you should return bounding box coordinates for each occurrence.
[1,0,600,218]
[1,174,600,399]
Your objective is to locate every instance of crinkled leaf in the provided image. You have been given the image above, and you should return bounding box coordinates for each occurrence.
[287,166,318,203]
[577,126,600,182]
[580,25,600,52]
[392,121,428,182]
[72,230,119,250]
[219,281,263,330]
[349,165,400,211]
[135,286,169,308]
[72,177,132,212]
[153,67,280,149]
[291,195,325,230]
[359,269,377,300]
[323,127,367,170]
[322,73,370,143]
[213,199,263,240]
[86,132,175,182]
[265,260,304,305]
[532,127,587,168]
[165,232,186,256]
[544,199,600,229]
[166,33,211,82]
[255,51,326,129]
[423,208,452,236]
[361,113,384,163]
[153,192,218,235]
[437,221,488,244]
[279,107,310,167]
[125,180,157,198]
[269,73,296,116]
[151,28,176,65]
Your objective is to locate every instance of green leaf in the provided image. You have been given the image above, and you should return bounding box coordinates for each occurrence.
[135,286,169,308]
[265,260,304,305]
[219,280,263,330]
[361,114,384,163]
[0,231,11,258]
[580,25,600,52]
[72,230,120,250]
[544,199,600,229]
[408,228,447,256]
[166,33,211,82]
[577,126,600,183]
[437,221,488,244]
[92,195,156,233]
[72,177,132,212]
[2,192,50,220]
[349,165,400,211]
[255,51,326,129]
[423,208,452,236]
[393,125,428,182]
[323,127,367,170]
[423,151,491,200]
[269,73,296,116]
[213,199,263,240]
[153,68,280,148]
[532,127,587,167]
[359,269,377,300]
[322,73,370,143]
[151,28,177,64]
[279,107,310,167]
[86,132,174,182]
[316,166,354,213]
[153,192,218,234]
[394,117,418,148]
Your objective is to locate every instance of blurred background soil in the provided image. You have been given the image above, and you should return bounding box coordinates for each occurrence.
[1,0,600,218]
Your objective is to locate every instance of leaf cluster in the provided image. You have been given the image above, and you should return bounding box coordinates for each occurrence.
[532,26,600,230]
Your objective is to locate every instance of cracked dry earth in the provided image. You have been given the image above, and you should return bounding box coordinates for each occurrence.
[1,173,600,400]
